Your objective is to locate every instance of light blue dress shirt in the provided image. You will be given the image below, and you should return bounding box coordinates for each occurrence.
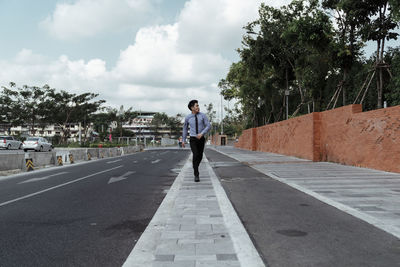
[182,112,211,141]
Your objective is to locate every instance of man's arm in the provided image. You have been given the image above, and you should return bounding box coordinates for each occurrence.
[200,113,211,135]
[182,116,188,143]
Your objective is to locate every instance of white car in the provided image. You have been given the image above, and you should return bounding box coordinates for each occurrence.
[0,136,23,150]
[23,137,53,152]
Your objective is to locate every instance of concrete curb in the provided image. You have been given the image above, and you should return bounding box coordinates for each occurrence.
[204,156,265,267]
[0,145,143,173]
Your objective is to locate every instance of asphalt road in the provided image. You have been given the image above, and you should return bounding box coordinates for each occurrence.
[0,149,190,267]
[205,148,400,267]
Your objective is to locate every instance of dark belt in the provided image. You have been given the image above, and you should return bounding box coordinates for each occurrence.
[190,136,205,140]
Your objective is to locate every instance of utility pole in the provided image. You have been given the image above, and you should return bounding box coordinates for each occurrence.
[285,68,289,120]
[79,122,82,144]
[285,90,289,120]
[220,94,224,134]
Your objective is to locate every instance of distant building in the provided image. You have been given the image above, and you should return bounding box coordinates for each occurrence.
[0,110,182,142]
[0,123,93,141]
[122,111,165,140]
[122,111,179,140]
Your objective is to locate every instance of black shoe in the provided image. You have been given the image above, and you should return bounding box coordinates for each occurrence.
[194,175,200,182]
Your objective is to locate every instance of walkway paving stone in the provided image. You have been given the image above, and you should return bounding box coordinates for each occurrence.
[122,154,265,267]
[152,164,238,267]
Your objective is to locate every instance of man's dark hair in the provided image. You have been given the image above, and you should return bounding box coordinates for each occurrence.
[188,100,198,111]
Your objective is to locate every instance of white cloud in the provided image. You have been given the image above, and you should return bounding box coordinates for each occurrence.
[177,0,292,54]
[0,48,221,115]
[3,0,292,117]
[0,51,109,95]
[15,49,47,64]
[113,23,230,87]
[40,0,154,40]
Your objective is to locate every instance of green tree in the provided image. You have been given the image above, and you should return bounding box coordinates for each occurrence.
[168,114,183,138]
[203,103,219,135]
[383,47,400,106]
[220,0,336,127]
[112,106,137,138]
[151,112,169,137]
[360,0,400,108]
[46,90,105,143]
[91,111,116,141]
[221,105,245,137]
[322,0,372,107]
[0,82,20,129]
[151,112,182,138]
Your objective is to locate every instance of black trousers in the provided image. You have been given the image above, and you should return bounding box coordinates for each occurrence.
[190,136,205,176]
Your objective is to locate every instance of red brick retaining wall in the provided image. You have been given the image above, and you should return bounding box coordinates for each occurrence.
[254,113,316,160]
[235,129,253,151]
[235,104,400,173]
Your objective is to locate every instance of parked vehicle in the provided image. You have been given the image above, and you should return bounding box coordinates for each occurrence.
[0,136,23,150]
[23,137,53,152]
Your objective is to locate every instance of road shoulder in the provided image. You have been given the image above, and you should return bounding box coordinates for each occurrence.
[205,148,400,267]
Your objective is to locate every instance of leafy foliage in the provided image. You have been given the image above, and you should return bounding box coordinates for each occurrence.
[219,0,400,132]
[151,112,183,138]
[0,83,105,143]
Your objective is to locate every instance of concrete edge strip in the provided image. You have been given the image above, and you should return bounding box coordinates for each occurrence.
[209,147,400,240]
[122,154,191,267]
[203,155,266,267]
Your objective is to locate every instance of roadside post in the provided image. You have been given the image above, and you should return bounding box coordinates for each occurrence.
[57,155,63,166]
[24,153,34,171]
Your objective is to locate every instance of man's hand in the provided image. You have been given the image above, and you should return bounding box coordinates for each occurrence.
[196,133,203,139]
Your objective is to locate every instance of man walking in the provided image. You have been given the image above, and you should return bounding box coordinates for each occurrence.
[182,100,211,182]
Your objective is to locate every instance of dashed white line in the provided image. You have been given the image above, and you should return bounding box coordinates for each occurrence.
[18,172,69,184]
[0,165,123,208]
[107,159,123,164]
[151,159,161,164]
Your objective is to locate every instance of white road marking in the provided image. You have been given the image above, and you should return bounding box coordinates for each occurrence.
[107,159,123,164]
[151,159,161,164]
[18,172,69,184]
[133,161,138,163]
[108,171,136,184]
[0,165,123,208]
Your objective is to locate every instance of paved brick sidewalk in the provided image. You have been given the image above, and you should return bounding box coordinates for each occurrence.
[123,154,265,267]
[210,145,400,240]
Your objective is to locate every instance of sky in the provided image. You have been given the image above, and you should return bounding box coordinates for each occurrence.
[0,0,397,118]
